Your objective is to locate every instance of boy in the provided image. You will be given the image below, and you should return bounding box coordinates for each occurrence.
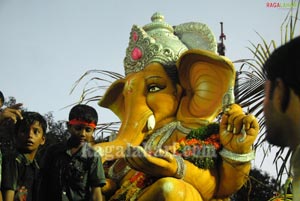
[39,104,106,201]
[1,111,46,201]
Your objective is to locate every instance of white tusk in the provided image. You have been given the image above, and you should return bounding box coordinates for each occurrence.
[147,115,156,131]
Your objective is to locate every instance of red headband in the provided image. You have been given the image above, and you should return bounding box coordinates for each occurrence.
[68,119,97,129]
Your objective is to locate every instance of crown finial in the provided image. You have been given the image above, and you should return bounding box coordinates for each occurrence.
[151,12,164,21]
[144,12,173,33]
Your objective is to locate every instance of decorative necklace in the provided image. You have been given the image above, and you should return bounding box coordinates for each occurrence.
[144,121,191,151]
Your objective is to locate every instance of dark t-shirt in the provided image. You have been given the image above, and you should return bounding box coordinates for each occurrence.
[0,150,2,189]
[1,151,39,201]
[39,141,106,201]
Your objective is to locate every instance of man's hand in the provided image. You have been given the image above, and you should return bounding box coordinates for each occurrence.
[0,103,23,123]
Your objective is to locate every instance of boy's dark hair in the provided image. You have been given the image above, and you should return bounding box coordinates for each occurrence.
[263,36,300,111]
[15,111,47,135]
[69,104,98,124]
[0,90,4,102]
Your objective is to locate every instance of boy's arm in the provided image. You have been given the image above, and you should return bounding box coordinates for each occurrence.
[3,190,14,201]
[91,187,103,201]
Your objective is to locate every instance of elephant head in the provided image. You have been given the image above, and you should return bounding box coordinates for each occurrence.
[93,13,235,162]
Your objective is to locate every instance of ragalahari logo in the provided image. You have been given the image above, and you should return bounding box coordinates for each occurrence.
[266,1,298,8]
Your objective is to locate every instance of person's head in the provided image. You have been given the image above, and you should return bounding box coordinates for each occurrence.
[0,91,4,108]
[15,111,46,154]
[263,36,300,149]
[67,104,98,146]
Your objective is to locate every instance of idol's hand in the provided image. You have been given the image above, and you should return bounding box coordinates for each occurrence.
[220,104,259,154]
[125,145,178,177]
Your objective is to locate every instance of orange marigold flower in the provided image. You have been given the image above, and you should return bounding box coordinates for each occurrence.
[186,138,200,145]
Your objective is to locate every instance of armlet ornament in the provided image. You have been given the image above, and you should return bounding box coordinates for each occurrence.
[219,148,255,163]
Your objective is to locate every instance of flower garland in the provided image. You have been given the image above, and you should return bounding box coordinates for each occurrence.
[175,123,221,169]
[109,172,155,201]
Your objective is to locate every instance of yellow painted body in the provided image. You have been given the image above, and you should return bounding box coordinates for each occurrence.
[94,50,259,200]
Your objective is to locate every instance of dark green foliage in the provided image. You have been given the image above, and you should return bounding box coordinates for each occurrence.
[231,168,278,201]
[186,123,219,140]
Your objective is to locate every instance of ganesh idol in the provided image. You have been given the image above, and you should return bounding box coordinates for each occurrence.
[93,13,259,201]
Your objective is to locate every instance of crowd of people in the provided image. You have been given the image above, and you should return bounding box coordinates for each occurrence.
[0,35,299,200]
[0,96,106,201]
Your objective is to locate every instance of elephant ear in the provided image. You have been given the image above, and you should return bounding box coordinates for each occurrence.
[98,79,126,121]
[176,49,235,127]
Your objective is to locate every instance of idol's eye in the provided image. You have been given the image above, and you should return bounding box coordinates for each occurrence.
[148,84,164,93]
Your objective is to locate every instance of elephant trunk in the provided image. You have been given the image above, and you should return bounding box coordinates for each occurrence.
[93,76,154,162]
[94,109,153,162]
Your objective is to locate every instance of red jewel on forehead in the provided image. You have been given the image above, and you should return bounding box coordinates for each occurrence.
[132,31,138,42]
[131,47,142,60]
